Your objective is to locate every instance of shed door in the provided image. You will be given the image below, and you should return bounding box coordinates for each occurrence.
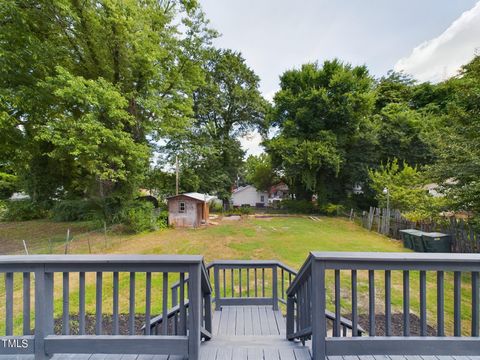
[196,203,203,227]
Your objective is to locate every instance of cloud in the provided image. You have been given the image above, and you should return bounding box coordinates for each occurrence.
[394,1,480,83]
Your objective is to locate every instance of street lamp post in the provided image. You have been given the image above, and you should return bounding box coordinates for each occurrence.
[382,187,390,234]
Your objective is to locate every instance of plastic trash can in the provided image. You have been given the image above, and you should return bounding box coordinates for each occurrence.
[411,230,426,252]
[399,229,423,250]
[422,232,452,253]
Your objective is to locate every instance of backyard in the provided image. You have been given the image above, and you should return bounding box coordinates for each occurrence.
[0,215,473,337]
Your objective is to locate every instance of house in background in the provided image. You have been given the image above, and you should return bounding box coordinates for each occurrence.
[268,182,290,204]
[231,185,268,207]
[167,192,213,228]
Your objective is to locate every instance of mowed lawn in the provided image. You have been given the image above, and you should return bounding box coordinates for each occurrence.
[0,216,472,336]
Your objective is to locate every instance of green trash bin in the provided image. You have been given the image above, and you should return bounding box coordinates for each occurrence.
[410,230,425,252]
[399,229,424,250]
[400,229,413,249]
[422,232,452,253]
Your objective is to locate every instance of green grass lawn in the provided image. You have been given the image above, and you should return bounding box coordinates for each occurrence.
[0,215,473,336]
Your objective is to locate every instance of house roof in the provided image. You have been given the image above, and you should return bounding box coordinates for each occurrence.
[232,185,254,194]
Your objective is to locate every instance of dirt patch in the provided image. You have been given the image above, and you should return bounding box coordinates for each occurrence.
[54,314,176,335]
[340,313,437,336]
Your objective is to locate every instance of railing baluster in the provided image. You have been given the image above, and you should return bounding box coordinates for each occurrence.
[162,272,169,335]
[262,268,265,297]
[129,272,136,335]
[473,271,479,337]
[352,270,358,337]
[402,270,410,336]
[5,272,13,335]
[223,269,226,298]
[62,272,69,335]
[281,268,285,300]
[179,272,186,335]
[289,272,292,287]
[437,271,444,336]
[419,270,426,336]
[79,272,85,335]
[96,272,103,335]
[334,269,341,337]
[385,270,391,336]
[247,268,250,298]
[239,268,242,297]
[369,270,375,336]
[145,272,151,335]
[255,268,258,297]
[231,268,234,297]
[454,271,461,336]
[273,266,278,310]
[23,272,30,335]
[113,272,119,335]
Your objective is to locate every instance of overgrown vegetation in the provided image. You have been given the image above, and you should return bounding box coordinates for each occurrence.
[1,0,479,226]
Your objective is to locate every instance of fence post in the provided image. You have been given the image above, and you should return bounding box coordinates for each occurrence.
[35,266,54,360]
[213,266,221,310]
[272,265,278,310]
[311,260,326,360]
[188,263,202,360]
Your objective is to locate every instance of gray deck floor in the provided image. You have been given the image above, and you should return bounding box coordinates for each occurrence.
[1,306,476,360]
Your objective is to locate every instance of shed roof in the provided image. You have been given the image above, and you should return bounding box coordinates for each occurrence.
[167,192,215,202]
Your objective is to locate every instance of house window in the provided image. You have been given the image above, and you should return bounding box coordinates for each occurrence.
[179,201,186,213]
[260,195,265,202]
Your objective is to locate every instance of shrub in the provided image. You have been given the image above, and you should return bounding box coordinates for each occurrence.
[0,200,7,220]
[209,200,223,213]
[225,207,252,216]
[119,201,156,233]
[281,199,316,214]
[156,210,169,229]
[321,203,345,216]
[51,199,100,222]
[2,200,48,221]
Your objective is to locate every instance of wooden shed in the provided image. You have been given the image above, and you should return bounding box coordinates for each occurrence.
[167,193,210,228]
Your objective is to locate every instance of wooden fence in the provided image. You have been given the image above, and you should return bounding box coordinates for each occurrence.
[358,207,480,253]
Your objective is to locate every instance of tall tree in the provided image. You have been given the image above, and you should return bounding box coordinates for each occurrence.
[244,154,277,191]
[163,49,269,201]
[0,0,213,202]
[429,56,480,214]
[266,60,375,203]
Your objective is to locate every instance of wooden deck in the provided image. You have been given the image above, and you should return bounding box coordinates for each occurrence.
[0,306,472,360]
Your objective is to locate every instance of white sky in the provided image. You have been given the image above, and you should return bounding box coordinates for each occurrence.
[199,0,480,156]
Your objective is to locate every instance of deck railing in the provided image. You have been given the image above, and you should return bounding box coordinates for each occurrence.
[0,255,211,360]
[286,252,480,359]
[209,260,297,310]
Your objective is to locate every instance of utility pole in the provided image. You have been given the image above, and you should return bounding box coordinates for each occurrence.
[175,155,179,196]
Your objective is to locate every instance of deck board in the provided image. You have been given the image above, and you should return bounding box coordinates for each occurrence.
[0,306,471,360]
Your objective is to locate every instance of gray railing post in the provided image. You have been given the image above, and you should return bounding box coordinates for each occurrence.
[272,265,278,310]
[213,265,221,310]
[311,260,326,360]
[286,295,295,339]
[204,292,212,334]
[172,285,178,335]
[188,263,202,360]
[35,266,54,360]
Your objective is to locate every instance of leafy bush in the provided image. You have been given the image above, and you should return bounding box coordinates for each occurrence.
[225,207,252,216]
[156,210,169,229]
[209,200,223,213]
[321,203,345,216]
[2,200,48,221]
[119,201,157,233]
[51,199,100,221]
[281,199,316,214]
[0,200,7,220]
